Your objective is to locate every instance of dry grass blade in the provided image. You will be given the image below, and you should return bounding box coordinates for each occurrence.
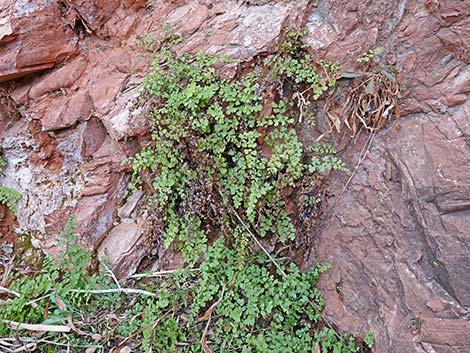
[70,288,157,297]
[113,311,172,351]
[129,268,198,279]
[1,256,14,286]
[0,286,20,298]
[229,205,287,277]
[199,290,224,353]
[293,91,310,123]
[8,342,37,352]
[0,337,102,352]
[198,289,224,323]
[0,338,16,352]
[103,263,121,289]
[2,320,72,333]
[54,295,87,335]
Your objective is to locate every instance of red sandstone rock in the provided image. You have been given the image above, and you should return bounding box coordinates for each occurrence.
[0,204,18,244]
[28,120,63,172]
[44,207,73,235]
[0,1,469,351]
[29,90,93,131]
[28,56,88,100]
[80,117,108,159]
[307,2,470,352]
[98,218,149,277]
[0,0,78,82]
[68,0,120,37]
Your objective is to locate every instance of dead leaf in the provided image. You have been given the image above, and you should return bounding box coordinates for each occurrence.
[119,346,132,353]
[54,295,87,335]
[314,342,321,353]
[54,295,67,311]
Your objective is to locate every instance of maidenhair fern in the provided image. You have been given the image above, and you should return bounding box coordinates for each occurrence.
[131,41,345,263]
[0,186,21,214]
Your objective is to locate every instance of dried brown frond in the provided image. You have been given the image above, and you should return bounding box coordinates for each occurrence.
[320,68,400,140]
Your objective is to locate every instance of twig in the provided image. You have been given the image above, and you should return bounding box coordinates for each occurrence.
[115,311,172,349]
[69,288,157,297]
[2,320,72,333]
[200,289,224,353]
[26,293,51,306]
[0,337,102,349]
[1,256,14,286]
[5,341,36,352]
[103,263,121,289]
[129,268,199,279]
[229,206,287,277]
[0,286,20,298]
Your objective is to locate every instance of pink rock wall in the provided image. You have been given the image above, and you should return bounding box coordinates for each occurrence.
[0,1,469,352]
[306,1,470,352]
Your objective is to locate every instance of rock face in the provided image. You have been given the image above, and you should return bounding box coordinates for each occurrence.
[0,1,469,352]
[0,0,79,81]
[306,1,470,352]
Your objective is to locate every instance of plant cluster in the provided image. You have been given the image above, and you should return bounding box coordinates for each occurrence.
[131,31,345,263]
[363,332,375,349]
[0,154,5,171]
[0,149,21,214]
[320,48,400,141]
[0,229,367,353]
[0,219,109,332]
[356,48,381,63]
[123,239,360,353]
[124,29,364,352]
[0,148,21,214]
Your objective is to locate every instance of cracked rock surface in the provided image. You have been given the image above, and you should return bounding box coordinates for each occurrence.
[308,1,470,352]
